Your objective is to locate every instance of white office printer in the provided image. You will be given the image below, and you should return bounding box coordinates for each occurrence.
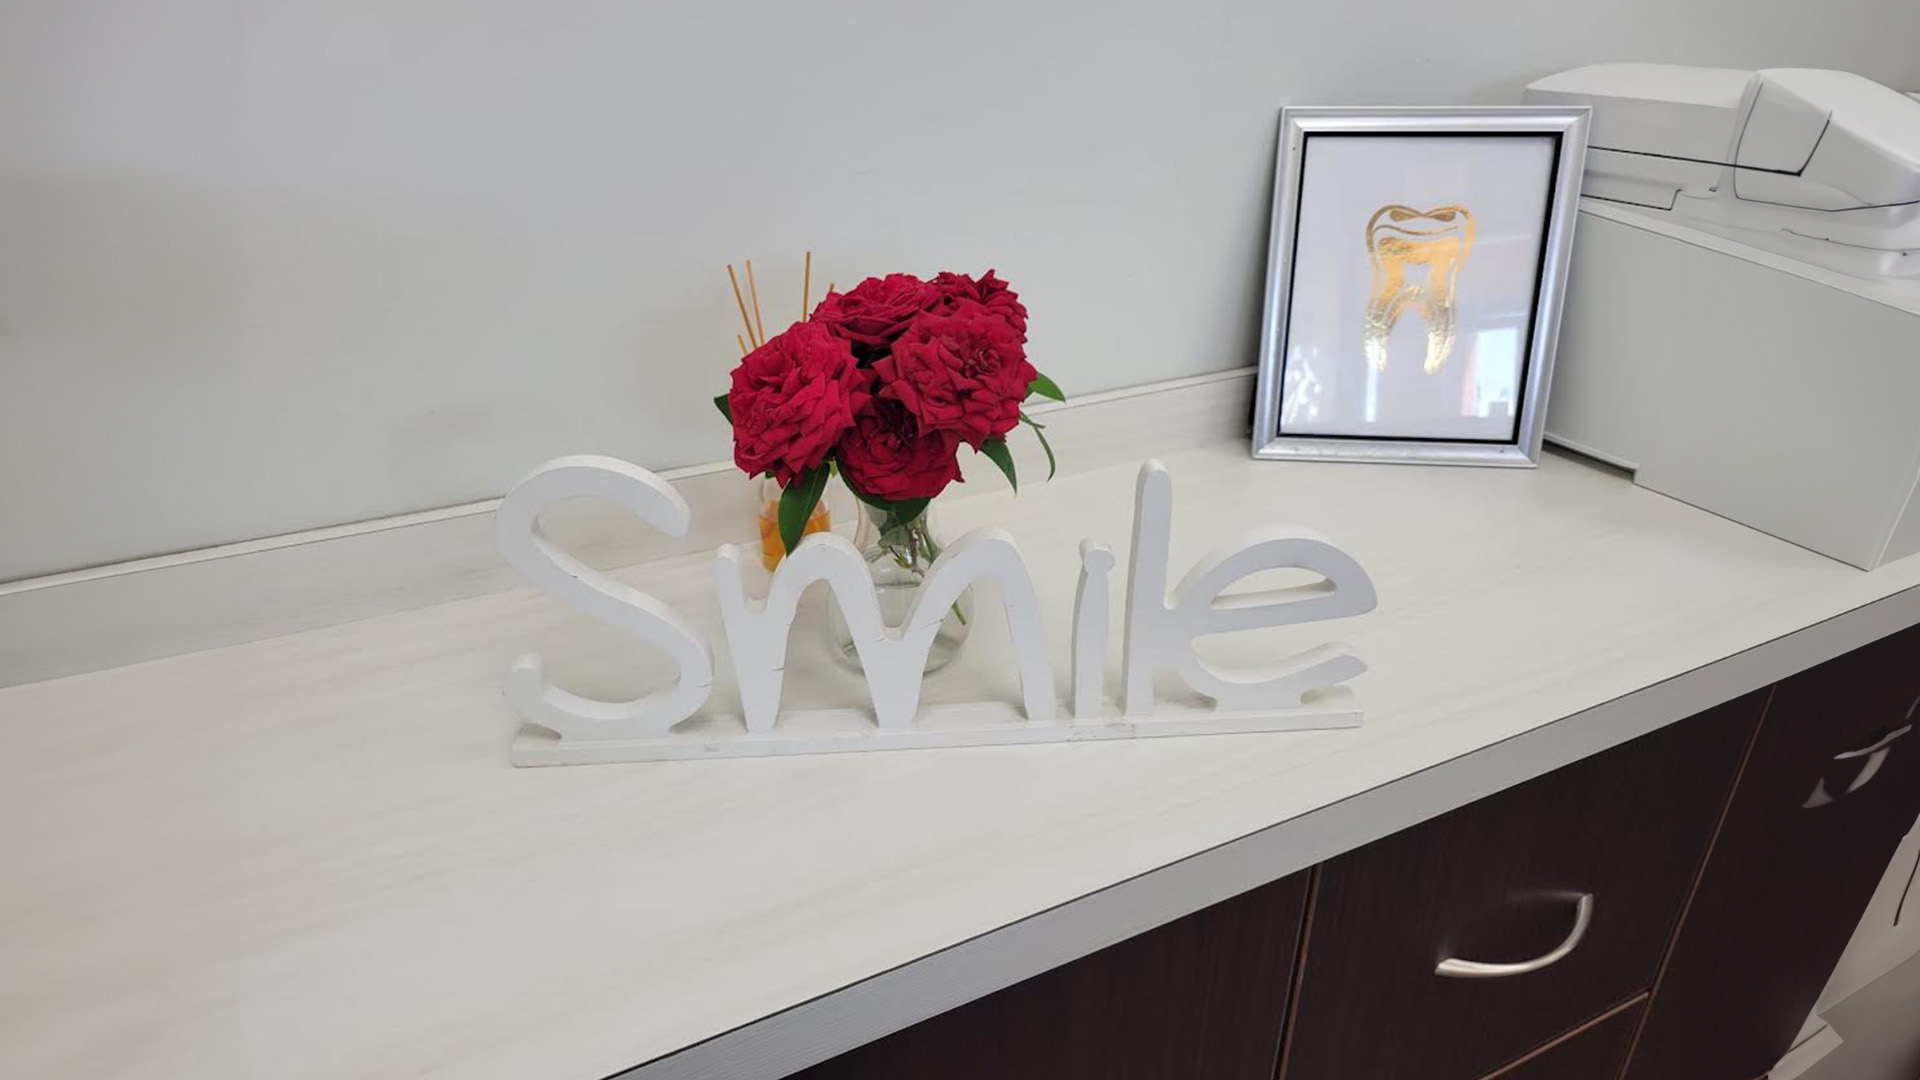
[1524,65,1920,569]
[1529,64,1920,276]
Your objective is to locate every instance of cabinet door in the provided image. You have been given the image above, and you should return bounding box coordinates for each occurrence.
[787,872,1309,1080]
[1278,693,1762,1080]
[1624,624,1920,1080]
[1815,811,1920,1014]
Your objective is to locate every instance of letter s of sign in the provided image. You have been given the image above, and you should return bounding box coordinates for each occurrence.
[495,455,714,740]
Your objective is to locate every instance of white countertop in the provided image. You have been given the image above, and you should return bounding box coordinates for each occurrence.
[4,440,1919,1080]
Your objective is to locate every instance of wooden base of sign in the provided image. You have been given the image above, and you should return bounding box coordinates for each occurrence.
[510,689,1360,765]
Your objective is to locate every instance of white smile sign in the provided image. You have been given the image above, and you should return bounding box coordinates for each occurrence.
[498,456,1378,765]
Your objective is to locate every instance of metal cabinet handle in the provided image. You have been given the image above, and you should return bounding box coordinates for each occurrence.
[1805,723,1912,809]
[1436,893,1593,979]
[1832,723,1912,761]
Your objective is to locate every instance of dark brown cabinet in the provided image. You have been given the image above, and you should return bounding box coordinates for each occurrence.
[789,626,1920,1080]
[1622,624,1920,1080]
[788,873,1310,1080]
[1276,692,1762,1080]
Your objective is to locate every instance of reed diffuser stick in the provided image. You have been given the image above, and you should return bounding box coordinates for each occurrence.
[802,251,812,319]
[737,333,749,357]
[726,265,757,348]
[745,259,766,345]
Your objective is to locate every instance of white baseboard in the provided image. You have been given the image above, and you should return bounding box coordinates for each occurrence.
[0,368,1256,688]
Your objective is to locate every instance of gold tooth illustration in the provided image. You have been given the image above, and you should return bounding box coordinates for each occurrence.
[1363,204,1475,374]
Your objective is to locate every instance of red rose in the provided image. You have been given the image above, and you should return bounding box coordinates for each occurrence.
[809,273,940,359]
[727,321,870,483]
[836,398,964,502]
[931,269,1028,339]
[876,300,1037,449]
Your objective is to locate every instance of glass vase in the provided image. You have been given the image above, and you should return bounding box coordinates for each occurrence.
[827,498,973,673]
[757,476,831,572]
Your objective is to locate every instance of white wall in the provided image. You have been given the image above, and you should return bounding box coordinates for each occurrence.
[2,0,1916,581]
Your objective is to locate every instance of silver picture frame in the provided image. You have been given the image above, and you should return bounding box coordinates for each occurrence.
[1252,106,1590,467]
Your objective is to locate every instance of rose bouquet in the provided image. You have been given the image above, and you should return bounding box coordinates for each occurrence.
[715,269,1062,565]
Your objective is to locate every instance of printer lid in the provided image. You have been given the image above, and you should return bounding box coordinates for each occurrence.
[1761,69,1920,163]
[1526,63,1756,162]
[1527,63,1920,207]
[1756,69,1920,205]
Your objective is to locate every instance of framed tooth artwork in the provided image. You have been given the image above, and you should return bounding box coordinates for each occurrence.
[1252,106,1590,466]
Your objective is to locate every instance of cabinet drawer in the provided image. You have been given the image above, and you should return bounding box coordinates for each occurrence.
[1278,693,1761,1080]
[1476,999,1644,1080]
[1625,624,1920,1080]
[788,873,1309,1080]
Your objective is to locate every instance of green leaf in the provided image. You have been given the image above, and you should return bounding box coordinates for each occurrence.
[713,394,732,423]
[879,497,931,534]
[1020,412,1057,481]
[845,483,930,535]
[1027,372,1065,402]
[980,437,1018,493]
[777,465,830,554]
